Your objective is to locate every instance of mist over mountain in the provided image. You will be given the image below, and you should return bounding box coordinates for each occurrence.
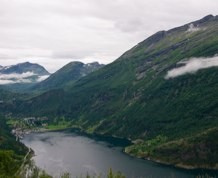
[0,62,50,85]
[0,62,49,75]
[1,15,218,170]
[165,56,218,79]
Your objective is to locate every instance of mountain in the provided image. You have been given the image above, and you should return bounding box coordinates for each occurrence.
[0,89,26,101]
[0,62,50,85]
[33,61,104,91]
[3,15,218,169]
[0,62,49,75]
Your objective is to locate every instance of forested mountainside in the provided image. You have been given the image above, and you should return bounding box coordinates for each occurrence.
[1,15,218,169]
[0,115,28,177]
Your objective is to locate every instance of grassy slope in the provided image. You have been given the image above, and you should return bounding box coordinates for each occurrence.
[3,15,218,169]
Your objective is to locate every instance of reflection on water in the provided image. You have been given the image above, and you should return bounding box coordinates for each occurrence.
[22,129,218,178]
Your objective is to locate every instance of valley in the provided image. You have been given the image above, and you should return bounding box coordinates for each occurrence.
[0,15,218,177]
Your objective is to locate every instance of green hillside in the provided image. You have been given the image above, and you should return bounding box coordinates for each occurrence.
[2,15,218,169]
[33,61,104,91]
[0,115,28,177]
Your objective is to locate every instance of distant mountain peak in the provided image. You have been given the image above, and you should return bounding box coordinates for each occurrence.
[19,61,31,65]
[0,62,50,85]
[84,61,103,67]
[0,62,50,75]
[67,61,84,65]
[122,14,218,60]
[197,14,215,22]
[33,61,104,91]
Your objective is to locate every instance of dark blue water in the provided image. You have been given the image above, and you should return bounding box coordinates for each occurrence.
[22,129,218,178]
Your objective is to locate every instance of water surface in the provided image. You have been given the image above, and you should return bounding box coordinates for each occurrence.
[22,129,218,178]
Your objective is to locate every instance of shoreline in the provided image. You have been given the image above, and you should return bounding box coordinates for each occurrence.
[123,148,218,172]
[19,125,218,172]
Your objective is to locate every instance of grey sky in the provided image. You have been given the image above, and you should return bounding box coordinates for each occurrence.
[0,0,217,72]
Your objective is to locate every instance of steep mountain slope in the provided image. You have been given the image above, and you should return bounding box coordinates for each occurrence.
[0,89,28,101]
[33,61,104,91]
[3,15,218,169]
[0,115,28,177]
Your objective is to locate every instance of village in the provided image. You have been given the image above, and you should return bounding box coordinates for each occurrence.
[11,116,49,141]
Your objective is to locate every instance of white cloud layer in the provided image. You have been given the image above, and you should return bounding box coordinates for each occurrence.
[0,0,217,72]
[165,56,218,79]
[37,75,50,82]
[0,72,49,84]
[0,72,36,80]
[0,79,18,85]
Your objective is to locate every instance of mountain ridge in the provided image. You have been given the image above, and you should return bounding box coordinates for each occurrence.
[1,15,218,169]
[14,15,218,133]
[0,62,50,75]
[33,61,104,91]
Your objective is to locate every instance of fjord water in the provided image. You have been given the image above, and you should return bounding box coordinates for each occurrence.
[21,129,215,178]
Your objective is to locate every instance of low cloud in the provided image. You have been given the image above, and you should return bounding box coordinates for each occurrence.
[0,79,17,85]
[187,23,201,32]
[165,56,218,79]
[0,72,49,84]
[0,72,36,79]
[37,75,50,82]
[0,78,32,85]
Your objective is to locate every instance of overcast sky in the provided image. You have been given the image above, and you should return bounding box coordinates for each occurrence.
[0,0,217,72]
